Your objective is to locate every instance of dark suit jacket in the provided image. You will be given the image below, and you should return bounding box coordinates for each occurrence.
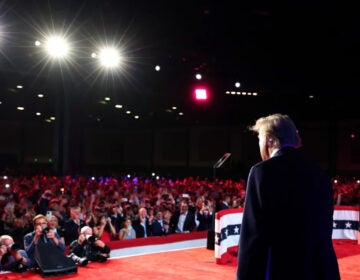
[196,211,214,231]
[132,217,151,238]
[237,147,340,280]
[150,220,169,236]
[63,218,87,245]
[170,210,196,233]
[218,202,229,211]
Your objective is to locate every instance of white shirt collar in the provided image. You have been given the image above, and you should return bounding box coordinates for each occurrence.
[270,144,295,158]
[270,148,279,158]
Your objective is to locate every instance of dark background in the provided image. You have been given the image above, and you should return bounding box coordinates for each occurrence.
[0,1,359,178]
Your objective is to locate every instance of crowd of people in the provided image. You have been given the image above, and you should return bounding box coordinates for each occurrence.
[0,174,247,273]
[0,173,359,273]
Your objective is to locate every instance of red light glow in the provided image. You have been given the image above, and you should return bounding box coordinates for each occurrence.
[194,87,208,101]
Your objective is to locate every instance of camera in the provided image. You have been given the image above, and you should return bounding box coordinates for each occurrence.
[94,253,108,263]
[67,253,88,266]
[85,235,99,244]
[6,243,21,252]
[42,227,50,234]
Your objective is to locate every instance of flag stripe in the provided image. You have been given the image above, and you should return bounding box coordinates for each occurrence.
[215,206,360,264]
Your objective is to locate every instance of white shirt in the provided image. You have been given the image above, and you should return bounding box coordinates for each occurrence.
[177,212,187,232]
[141,220,148,237]
[270,144,295,158]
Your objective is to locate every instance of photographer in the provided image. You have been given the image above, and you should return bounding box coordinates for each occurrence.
[69,226,111,264]
[0,235,30,272]
[24,214,66,268]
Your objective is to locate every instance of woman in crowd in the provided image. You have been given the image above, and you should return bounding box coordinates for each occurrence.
[118,218,136,240]
[93,215,117,242]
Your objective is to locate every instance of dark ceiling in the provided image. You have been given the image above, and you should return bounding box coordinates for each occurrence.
[0,0,359,127]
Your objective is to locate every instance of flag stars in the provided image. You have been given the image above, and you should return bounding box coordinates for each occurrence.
[215,234,220,244]
[345,222,352,228]
[333,222,337,228]
[234,226,240,234]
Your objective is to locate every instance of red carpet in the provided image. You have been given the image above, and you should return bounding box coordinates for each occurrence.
[333,240,360,280]
[1,239,359,279]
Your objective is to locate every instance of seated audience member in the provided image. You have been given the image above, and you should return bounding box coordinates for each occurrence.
[123,205,135,220]
[63,206,87,245]
[36,190,53,215]
[132,207,152,238]
[196,200,214,231]
[8,216,31,250]
[162,209,173,226]
[109,204,124,233]
[217,193,231,211]
[147,206,154,220]
[170,200,197,233]
[118,218,136,240]
[93,215,117,242]
[24,214,66,268]
[58,195,70,221]
[69,226,111,264]
[46,198,66,227]
[47,215,65,244]
[151,209,170,236]
[0,234,30,272]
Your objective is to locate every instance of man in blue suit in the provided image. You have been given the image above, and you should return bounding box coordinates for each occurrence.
[236,113,340,280]
[151,209,170,236]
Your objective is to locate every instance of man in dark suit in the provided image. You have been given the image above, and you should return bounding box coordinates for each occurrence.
[170,200,197,233]
[218,194,231,211]
[236,114,340,280]
[132,207,152,238]
[63,206,87,245]
[150,209,170,236]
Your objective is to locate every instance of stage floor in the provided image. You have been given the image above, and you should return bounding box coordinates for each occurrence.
[1,240,359,279]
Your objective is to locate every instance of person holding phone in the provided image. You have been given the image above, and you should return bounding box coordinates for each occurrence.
[24,214,66,268]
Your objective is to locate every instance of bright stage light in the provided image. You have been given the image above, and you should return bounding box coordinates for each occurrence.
[194,88,208,101]
[44,36,69,58]
[192,84,210,104]
[99,47,121,68]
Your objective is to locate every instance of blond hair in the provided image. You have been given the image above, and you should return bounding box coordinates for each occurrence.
[32,214,47,226]
[250,113,301,147]
[0,235,13,245]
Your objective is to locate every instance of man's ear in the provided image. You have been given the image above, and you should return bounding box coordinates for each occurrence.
[266,136,274,147]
